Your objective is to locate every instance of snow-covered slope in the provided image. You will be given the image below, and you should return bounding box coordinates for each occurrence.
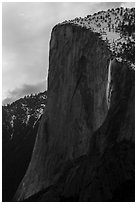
[14,7,135,202]
[2,91,47,201]
[60,7,135,67]
[2,91,47,140]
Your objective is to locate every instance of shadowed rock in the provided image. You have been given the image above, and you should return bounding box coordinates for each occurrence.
[14,23,134,202]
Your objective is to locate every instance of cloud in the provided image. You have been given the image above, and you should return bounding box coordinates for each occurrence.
[3,2,134,101]
[121,2,135,8]
[2,80,46,105]
[2,97,13,105]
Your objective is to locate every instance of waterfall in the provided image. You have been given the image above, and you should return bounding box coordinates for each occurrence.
[106,59,112,109]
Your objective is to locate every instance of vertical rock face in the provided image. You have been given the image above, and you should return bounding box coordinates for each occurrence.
[35,58,134,202]
[15,24,111,201]
[15,24,134,202]
[47,25,110,158]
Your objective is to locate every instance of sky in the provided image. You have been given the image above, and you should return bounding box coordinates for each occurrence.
[2,1,135,105]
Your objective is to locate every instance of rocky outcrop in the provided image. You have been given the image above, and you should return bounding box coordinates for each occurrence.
[2,91,47,201]
[14,23,135,202]
[15,24,110,201]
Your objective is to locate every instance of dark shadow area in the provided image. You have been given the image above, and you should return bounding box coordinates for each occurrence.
[110,179,135,202]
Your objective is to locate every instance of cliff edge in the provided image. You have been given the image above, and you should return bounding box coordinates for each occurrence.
[14,8,135,202]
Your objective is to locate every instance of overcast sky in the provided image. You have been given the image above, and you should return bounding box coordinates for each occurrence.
[2,2,135,104]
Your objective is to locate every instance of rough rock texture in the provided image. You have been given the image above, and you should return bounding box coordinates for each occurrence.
[15,24,134,202]
[2,92,47,201]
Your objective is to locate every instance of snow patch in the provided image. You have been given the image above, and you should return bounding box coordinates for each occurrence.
[60,7,135,67]
[10,115,16,128]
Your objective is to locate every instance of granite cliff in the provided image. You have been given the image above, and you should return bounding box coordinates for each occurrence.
[14,8,135,202]
[2,91,47,201]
